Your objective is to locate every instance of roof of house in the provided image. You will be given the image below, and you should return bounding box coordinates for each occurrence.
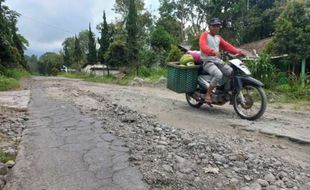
[82,64,106,69]
[238,38,271,54]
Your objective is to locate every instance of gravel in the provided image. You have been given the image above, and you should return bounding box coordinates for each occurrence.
[70,91,310,190]
[0,106,27,188]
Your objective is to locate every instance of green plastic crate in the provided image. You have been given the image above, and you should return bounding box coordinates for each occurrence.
[166,62,200,93]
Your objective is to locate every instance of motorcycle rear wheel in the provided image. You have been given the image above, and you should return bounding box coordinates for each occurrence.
[233,85,267,120]
[186,93,203,108]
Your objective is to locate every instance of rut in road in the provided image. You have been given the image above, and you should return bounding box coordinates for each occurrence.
[5,81,148,190]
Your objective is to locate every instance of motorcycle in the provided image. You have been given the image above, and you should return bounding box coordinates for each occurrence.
[185,54,267,120]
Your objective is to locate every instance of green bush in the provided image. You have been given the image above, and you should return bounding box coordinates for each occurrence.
[275,84,293,93]
[166,44,183,62]
[4,68,30,80]
[138,66,167,81]
[276,72,289,85]
[104,41,128,68]
[0,75,19,91]
[150,26,175,51]
[246,54,277,88]
[138,66,152,78]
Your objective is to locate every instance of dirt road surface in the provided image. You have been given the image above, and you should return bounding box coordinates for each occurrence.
[2,77,310,190]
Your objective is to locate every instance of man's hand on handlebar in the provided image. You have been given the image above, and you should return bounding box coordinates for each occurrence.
[237,50,247,57]
[214,51,221,58]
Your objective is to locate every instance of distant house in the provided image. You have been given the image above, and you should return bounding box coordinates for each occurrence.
[239,38,309,76]
[82,64,120,76]
[238,38,272,57]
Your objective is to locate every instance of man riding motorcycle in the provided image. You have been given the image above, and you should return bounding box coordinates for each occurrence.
[199,18,245,103]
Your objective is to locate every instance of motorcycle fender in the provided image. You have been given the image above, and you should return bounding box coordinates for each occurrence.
[234,76,264,91]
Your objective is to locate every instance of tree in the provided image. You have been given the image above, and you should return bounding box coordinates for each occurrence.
[113,0,152,36]
[126,0,139,72]
[87,24,97,65]
[38,52,62,76]
[104,41,128,69]
[73,36,83,71]
[157,0,209,44]
[267,0,310,73]
[0,0,13,66]
[150,25,174,51]
[157,0,183,43]
[78,30,89,64]
[25,54,38,74]
[113,0,152,53]
[62,37,75,67]
[98,11,112,75]
[0,0,27,70]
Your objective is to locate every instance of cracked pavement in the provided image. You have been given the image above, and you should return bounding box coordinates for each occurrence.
[4,81,148,190]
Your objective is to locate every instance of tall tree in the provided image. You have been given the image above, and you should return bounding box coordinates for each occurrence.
[268,0,310,73]
[62,37,75,67]
[38,52,62,76]
[158,0,209,44]
[150,25,174,51]
[0,0,12,66]
[98,11,112,75]
[113,0,152,45]
[78,30,89,64]
[87,24,97,65]
[0,0,27,69]
[73,36,83,71]
[98,11,109,64]
[25,54,38,74]
[126,0,139,72]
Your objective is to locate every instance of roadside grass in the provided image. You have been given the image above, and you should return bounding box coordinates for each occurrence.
[0,68,31,91]
[0,75,19,91]
[266,85,310,111]
[3,68,31,80]
[59,66,168,85]
[0,149,15,163]
[266,84,310,103]
[137,66,167,82]
[59,72,134,85]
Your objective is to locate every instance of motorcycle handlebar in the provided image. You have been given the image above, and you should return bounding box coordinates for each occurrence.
[223,51,259,61]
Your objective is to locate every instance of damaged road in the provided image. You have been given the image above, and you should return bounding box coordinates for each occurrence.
[4,80,147,190]
[2,77,310,190]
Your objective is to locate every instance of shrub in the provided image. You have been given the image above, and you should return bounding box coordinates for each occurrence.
[246,54,277,88]
[138,66,167,81]
[0,75,19,91]
[276,72,289,85]
[138,66,152,78]
[104,41,128,68]
[150,26,175,51]
[4,68,30,80]
[275,84,293,93]
[166,44,183,62]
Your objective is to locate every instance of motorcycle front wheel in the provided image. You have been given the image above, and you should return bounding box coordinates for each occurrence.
[233,85,267,120]
[185,93,203,108]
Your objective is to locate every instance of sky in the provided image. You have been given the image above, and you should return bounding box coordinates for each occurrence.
[4,0,159,56]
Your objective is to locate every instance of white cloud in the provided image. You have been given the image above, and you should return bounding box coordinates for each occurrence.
[4,0,159,56]
[30,40,63,53]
